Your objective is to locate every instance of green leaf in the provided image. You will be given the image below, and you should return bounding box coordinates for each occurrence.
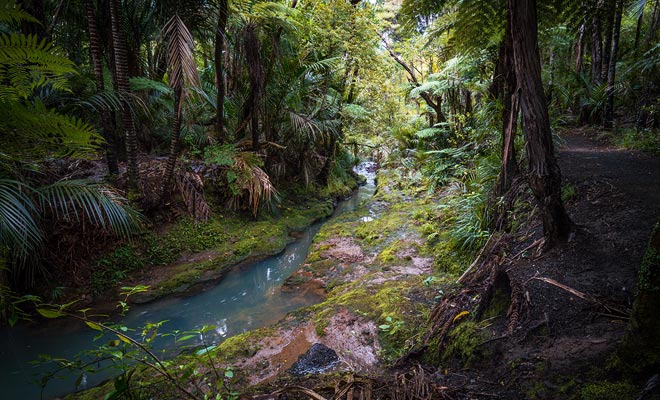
[85,321,103,331]
[177,334,196,342]
[116,334,132,344]
[196,345,216,356]
[224,369,234,379]
[36,308,63,318]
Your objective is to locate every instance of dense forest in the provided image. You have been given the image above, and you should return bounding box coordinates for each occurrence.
[1,0,659,399]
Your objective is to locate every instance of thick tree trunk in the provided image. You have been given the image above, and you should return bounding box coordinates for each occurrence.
[84,0,118,175]
[604,0,623,129]
[215,0,228,143]
[619,214,660,372]
[110,0,139,188]
[510,0,572,246]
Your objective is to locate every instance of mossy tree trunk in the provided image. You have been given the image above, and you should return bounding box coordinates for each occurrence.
[619,214,660,371]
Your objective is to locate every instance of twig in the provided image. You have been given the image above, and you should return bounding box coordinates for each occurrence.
[511,238,543,260]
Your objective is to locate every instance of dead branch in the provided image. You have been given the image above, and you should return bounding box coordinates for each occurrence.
[532,276,629,317]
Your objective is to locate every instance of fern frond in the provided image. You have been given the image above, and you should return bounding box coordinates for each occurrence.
[0,0,38,26]
[0,100,101,158]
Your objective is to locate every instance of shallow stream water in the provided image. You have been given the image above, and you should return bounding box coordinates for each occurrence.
[0,163,376,400]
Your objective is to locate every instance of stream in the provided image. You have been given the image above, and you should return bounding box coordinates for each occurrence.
[0,163,376,400]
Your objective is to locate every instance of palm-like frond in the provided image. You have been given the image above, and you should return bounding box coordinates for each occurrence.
[36,180,142,241]
[0,179,42,258]
[162,15,200,95]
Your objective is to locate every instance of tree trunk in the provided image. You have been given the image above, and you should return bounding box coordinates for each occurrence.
[215,0,228,143]
[510,0,572,246]
[84,0,119,175]
[110,0,140,188]
[601,0,615,83]
[498,11,520,196]
[619,214,660,372]
[244,25,263,152]
[547,47,555,105]
[161,87,183,198]
[591,14,603,84]
[574,23,585,74]
[604,0,623,129]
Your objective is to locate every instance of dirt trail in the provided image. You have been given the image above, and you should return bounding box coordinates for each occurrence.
[482,132,660,398]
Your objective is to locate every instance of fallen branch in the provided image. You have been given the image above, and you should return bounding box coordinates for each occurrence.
[532,276,629,317]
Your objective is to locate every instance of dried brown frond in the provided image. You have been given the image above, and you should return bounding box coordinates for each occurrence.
[175,170,210,222]
[162,14,200,97]
[227,152,278,216]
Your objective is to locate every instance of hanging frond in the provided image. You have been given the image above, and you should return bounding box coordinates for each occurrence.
[162,14,200,95]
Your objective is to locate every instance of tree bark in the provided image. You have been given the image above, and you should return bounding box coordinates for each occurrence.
[84,0,118,175]
[591,14,603,84]
[498,10,520,196]
[110,0,140,188]
[509,0,572,246]
[601,0,615,83]
[215,0,229,143]
[604,0,623,129]
[244,25,263,152]
[574,23,585,74]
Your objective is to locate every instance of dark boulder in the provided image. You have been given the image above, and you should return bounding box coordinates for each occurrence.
[288,343,340,376]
